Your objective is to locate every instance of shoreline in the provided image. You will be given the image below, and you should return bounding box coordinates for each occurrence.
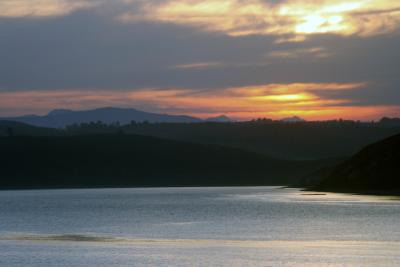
[1,184,399,197]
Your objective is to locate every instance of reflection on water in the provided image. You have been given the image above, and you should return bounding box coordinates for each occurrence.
[0,187,400,266]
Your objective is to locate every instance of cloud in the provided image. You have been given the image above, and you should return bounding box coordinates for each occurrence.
[3,0,398,38]
[119,0,400,39]
[0,0,97,18]
[171,61,271,69]
[268,47,331,58]
[172,62,224,69]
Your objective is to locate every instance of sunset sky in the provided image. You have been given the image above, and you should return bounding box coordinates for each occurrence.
[1,0,400,120]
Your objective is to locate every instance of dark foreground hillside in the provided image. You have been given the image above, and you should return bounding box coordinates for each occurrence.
[0,135,322,189]
[303,133,400,194]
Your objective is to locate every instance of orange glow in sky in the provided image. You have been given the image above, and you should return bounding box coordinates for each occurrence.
[1,83,398,121]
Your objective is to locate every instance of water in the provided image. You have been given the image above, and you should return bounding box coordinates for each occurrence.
[1,186,400,266]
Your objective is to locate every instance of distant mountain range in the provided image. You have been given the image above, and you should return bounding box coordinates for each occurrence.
[1,107,234,128]
[303,133,400,194]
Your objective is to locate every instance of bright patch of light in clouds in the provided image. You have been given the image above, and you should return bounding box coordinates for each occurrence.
[2,0,400,39]
[120,0,400,39]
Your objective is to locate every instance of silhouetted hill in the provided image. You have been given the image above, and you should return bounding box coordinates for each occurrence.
[303,133,400,194]
[2,107,202,128]
[0,135,324,189]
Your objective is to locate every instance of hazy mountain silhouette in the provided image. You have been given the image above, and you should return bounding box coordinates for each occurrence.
[303,133,400,194]
[2,107,202,128]
[47,109,74,116]
[205,115,232,122]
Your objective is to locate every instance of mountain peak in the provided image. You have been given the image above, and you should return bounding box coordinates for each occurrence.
[48,109,73,116]
[95,107,135,111]
[280,116,305,123]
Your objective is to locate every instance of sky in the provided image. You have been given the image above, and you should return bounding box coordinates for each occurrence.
[0,0,399,120]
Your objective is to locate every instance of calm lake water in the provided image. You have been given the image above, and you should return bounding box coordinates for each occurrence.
[1,186,400,266]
